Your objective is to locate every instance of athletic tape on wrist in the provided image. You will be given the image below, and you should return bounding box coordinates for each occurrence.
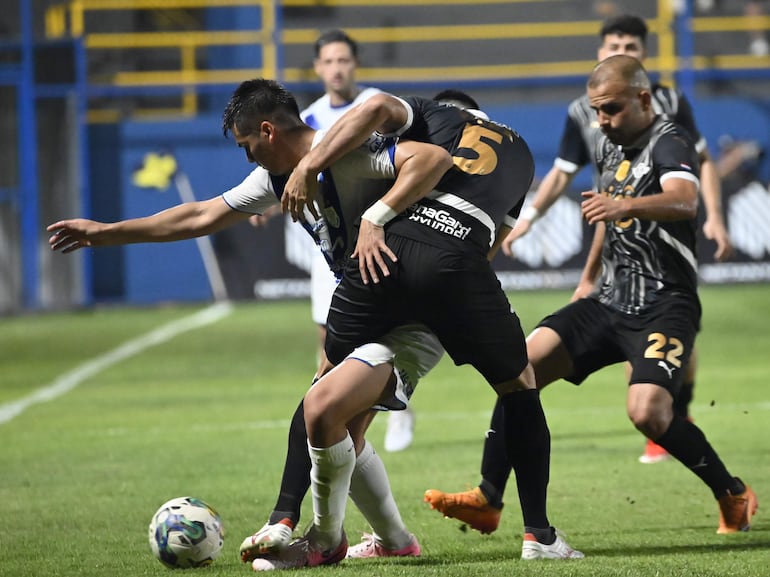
[362,200,398,227]
[520,205,541,223]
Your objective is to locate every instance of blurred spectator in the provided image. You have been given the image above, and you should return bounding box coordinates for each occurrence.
[593,1,619,17]
[746,1,769,56]
[696,0,716,12]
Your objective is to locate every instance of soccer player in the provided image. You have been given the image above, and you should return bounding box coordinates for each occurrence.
[520,14,731,464]
[289,28,416,453]
[46,79,451,567]
[253,91,583,571]
[239,90,504,566]
[426,55,757,538]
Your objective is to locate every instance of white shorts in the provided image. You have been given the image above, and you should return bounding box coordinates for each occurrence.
[310,250,339,325]
[346,323,445,411]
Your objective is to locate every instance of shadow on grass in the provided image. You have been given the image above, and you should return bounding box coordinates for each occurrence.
[338,527,769,568]
[582,535,770,558]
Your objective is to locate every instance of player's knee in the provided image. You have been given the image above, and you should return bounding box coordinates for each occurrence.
[303,386,336,438]
[627,405,670,439]
[627,382,674,436]
[492,364,535,395]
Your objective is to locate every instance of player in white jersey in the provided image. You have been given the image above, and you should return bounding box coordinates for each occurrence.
[46,78,453,567]
[289,29,382,349]
[284,29,414,453]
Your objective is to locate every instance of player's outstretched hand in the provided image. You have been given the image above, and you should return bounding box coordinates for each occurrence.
[282,161,320,223]
[352,219,397,285]
[47,219,105,253]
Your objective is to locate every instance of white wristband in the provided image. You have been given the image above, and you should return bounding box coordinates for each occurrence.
[362,200,398,227]
[520,205,540,223]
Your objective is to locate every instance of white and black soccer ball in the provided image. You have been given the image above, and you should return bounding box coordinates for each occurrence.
[148,496,224,569]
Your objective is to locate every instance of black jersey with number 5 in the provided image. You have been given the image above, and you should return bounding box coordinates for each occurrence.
[386,96,535,256]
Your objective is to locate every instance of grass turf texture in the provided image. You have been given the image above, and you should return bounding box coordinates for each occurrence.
[1,285,767,577]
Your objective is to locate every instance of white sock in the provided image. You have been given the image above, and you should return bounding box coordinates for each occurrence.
[308,432,356,550]
[349,440,413,550]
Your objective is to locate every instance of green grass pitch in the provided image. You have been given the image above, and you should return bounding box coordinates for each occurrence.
[1,284,768,577]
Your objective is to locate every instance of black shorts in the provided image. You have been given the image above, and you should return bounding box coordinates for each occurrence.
[325,234,528,385]
[538,294,700,394]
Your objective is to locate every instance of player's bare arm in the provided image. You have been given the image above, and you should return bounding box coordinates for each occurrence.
[354,140,453,285]
[502,165,576,257]
[283,93,410,221]
[47,197,247,254]
[572,221,605,301]
[489,224,513,260]
[580,177,697,225]
[698,152,733,261]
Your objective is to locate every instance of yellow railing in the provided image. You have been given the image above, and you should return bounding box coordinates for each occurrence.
[44,0,770,121]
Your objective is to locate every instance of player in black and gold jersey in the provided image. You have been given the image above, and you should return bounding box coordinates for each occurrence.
[428,55,757,541]
[503,13,731,465]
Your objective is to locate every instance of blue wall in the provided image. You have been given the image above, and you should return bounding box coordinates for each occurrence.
[89,97,770,304]
[90,115,249,303]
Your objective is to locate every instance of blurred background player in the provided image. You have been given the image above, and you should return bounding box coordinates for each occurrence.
[287,28,380,371]
[745,1,770,56]
[284,29,416,453]
[503,13,732,465]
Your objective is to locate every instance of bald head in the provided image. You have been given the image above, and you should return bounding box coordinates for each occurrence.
[586,54,655,146]
[588,54,651,92]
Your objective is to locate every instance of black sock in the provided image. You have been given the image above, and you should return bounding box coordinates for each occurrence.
[478,397,511,509]
[500,389,551,529]
[655,416,739,499]
[267,399,311,526]
[524,525,556,544]
[673,380,694,419]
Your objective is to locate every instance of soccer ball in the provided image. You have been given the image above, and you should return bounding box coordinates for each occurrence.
[148,496,225,569]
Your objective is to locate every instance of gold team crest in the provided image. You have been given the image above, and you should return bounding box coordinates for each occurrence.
[614,160,631,182]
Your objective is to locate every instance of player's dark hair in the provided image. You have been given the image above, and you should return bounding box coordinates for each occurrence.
[432,89,480,110]
[222,78,302,137]
[314,29,358,58]
[600,14,648,45]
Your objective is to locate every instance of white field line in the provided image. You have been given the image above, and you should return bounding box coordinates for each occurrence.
[0,302,233,425]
